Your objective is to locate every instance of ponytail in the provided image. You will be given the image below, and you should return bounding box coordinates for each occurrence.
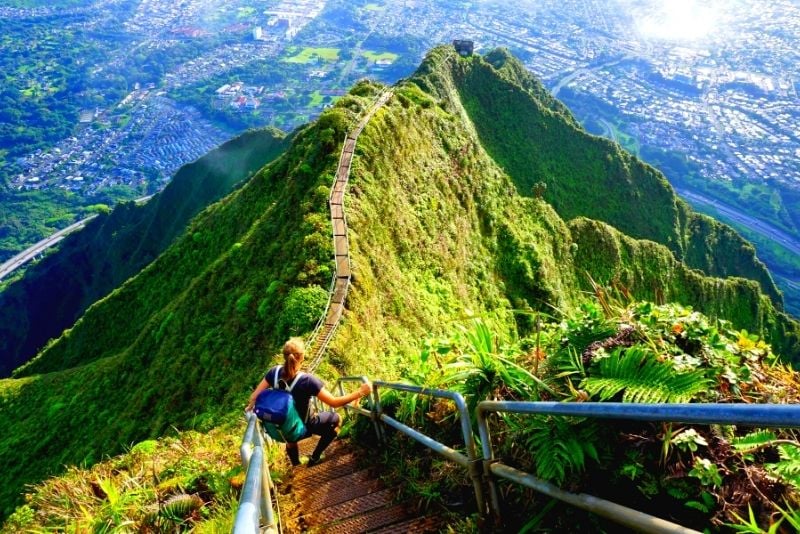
[282,337,305,380]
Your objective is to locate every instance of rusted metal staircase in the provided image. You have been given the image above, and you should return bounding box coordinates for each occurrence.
[281,436,440,533]
[282,91,443,533]
[306,91,393,372]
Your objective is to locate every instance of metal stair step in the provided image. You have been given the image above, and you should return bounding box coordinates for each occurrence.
[315,503,411,534]
[369,515,441,533]
[298,469,383,512]
[292,452,361,488]
[303,487,397,527]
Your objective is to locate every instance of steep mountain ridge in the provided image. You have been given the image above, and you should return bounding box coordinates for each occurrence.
[415,47,782,307]
[1,48,797,520]
[0,128,288,377]
[0,101,349,516]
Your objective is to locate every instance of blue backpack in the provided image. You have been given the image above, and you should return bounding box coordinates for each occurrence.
[254,366,307,443]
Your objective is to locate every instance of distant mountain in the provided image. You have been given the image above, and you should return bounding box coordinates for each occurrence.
[1,47,797,520]
[0,128,288,377]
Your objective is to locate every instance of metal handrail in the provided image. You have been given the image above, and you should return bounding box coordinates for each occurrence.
[341,378,486,516]
[233,412,280,534]
[337,375,383,441]
[476,401,800,533]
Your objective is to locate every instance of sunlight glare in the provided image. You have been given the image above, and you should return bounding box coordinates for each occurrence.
[637,0,718,41]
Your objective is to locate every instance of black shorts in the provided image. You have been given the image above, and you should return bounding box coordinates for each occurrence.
[302,410,340,439]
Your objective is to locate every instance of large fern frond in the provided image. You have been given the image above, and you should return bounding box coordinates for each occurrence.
[581,346,710,403]
[731,430,778,452]
[507,414,600,485]
[770,444,800,490]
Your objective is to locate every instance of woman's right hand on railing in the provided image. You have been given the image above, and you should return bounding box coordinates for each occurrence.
[351,381,372,407]
[359,381,372,397]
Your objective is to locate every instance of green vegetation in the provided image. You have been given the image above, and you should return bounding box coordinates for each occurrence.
[362,300,800,531]
[283,47,341,64]
[308,89,324,107]
[0,127,288,377]
[0,87,371,518]
[2,48,799,531]
[568,217,799,357]
[562,91,800,315]
[689,201,800,316]
[417,46,781,306]
[0,422,271,533]
[361,50,399,63]
[0,186,137,262]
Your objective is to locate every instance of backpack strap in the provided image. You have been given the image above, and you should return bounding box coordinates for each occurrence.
[287,372,304,392]
[273,366,304,392]
[272,366,282,388]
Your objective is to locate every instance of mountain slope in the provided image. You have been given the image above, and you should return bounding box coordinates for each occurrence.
[0,93,367,517]
[1,49,798,520]
[1,128,287,377]
[417,47,782,307]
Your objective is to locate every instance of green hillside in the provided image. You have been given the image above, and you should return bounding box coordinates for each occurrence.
[0,128,288,377]
[1,47,798,521]
[421,47,783,307]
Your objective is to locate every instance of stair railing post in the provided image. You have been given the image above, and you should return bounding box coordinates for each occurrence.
[476,404,503,525]
[450,392,486,520]
[372,383,385,443]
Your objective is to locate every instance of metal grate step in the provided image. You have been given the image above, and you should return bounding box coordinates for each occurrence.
[298,469,382,512]
[292,452,360,488]
[370,515,442,533]
[315,503,411,534]
[303,487,397,526]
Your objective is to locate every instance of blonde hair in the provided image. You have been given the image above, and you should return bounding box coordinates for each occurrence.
[282,337,305,379]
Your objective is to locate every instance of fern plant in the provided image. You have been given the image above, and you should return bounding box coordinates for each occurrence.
[771,444,800,490]
[732,431,800,491]
[581,346,710,403]
[443,318,556,413]
[506,414,600,486]
[731,430,779,453]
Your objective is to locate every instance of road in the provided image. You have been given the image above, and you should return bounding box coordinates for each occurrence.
[676,188,800,258]
[550,55,632,97]
[0,195,154,282]
[599,118,617,142]
[0,215,97,281]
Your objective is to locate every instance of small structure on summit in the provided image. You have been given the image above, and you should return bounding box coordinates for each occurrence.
[453,39,474,56]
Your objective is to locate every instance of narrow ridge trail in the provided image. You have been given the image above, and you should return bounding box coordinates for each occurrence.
[306,90,393,372]
[281,91,441,532]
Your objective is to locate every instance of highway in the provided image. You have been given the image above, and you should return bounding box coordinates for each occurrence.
[599,118,617,142]
[0,195,154,282]
[0,215,98,281]
[676,188,800,258]
[550,55,632,98]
